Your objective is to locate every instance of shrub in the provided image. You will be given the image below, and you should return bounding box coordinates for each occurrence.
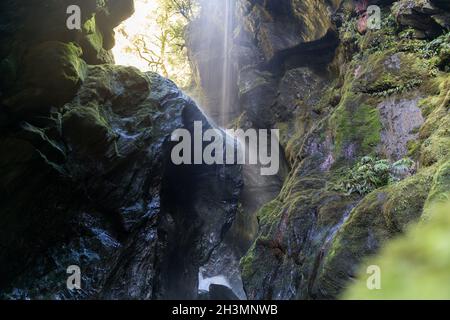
[337,156,415,195]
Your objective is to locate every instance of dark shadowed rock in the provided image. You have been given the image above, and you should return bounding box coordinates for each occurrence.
[208,284,240,300]
[392,0,449,38]
[0,63,242,300]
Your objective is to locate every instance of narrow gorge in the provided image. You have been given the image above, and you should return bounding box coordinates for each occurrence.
[0,0,449,300]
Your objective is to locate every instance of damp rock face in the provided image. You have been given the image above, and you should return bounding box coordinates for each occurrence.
[392,0,450,38]
[0,0,134,117]
[238,2,450,300]
[0,61,242,301]
[186,0,450,300]
[0,1,242,299]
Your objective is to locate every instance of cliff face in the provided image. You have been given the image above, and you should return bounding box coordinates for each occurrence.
[239,1,450,299]
[187,0,450,299]
[0,1,242,299]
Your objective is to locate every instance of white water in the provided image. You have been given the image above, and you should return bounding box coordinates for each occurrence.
[219,0,235,127]
[190,0,236,126]
[198,268,232,292]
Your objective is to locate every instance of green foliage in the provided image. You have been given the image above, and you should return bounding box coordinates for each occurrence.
[390,158,416,182]
[423,32,450,71]
[162,0,199,21]
[336,156,415,195]
[424,160,450,216]
[115,0,199,87]
[423,32,450,59]
[356,12,398,55]
[369,78,423,97]
[342,200,450,300]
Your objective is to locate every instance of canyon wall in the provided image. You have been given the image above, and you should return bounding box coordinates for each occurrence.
[0,0,242,299]
[187,0,450,299]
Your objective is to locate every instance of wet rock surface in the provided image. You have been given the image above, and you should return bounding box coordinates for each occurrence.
[0,1,242,299]
[0,63,242,300]
[183,0,450,300]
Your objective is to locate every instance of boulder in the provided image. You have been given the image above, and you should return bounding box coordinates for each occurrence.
[3,41,87,115]
[392,0,449,38]
[0,64,242,299]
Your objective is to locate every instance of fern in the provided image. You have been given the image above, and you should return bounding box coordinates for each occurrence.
[337,156,415,195]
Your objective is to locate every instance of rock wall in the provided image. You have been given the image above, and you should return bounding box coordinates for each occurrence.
[0,1,242,299]
[186,0,450,299]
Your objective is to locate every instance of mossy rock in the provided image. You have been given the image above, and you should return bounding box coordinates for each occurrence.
[238,0,450,301]
[381,166,436,232]
[352,50,429,96]
[424,160,450,217]
[3,41,87,114]
[240,168,357,299]
[76,64,150,110]
[80,15,114,65]
[313,166,434,297]
[328,92,382,159]
[342,200,450,300]
[418,75,450,166]
[62,103,115,158]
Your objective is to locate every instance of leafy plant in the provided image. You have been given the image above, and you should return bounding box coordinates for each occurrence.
[337,156,415,195]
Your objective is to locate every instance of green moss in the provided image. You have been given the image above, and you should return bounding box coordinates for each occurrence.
[275,121,290,151]
[424,160,450,217]
[83,16,104,52]
[357,16,398,54]
[240,242,257,280]
[407,139,420,158]
[257,199,283,230]
[80,15,112,64]
[54,42,87,84]
[329,93,382,156]
[382,166,435,232]
[420,136,450,166]
[354,50,429,96]
[317,163,436,297]
[4,41,87,111]
[316,189,390,297]
[62,103,115,157]
[313,85,340,113]
[418,75,450,166]
[342,201,450,300]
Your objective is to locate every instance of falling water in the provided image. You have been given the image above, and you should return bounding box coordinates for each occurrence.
[192,0,286,300]
[187,0,237,126]
[219,0,235,127]
[189,0,245,299]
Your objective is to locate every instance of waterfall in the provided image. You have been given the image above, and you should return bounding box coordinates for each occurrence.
[219,0,235,127]
[187,0,243,299]
[187,0,237,125]
[190,0,286,300]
